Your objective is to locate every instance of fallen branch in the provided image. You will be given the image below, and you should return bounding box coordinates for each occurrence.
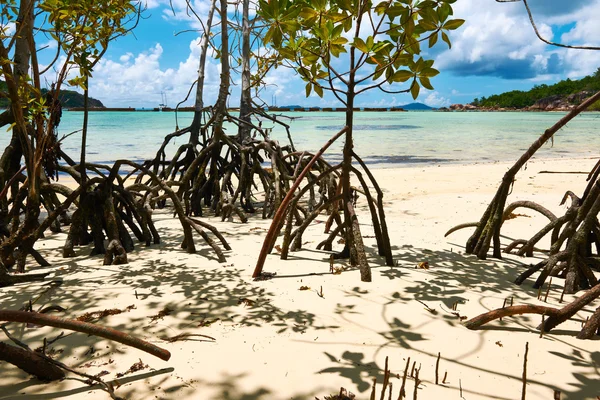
[0,341,65,381]
[0,310,171,361]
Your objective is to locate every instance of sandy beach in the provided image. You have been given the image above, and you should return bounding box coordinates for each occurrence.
[1,156,599,400]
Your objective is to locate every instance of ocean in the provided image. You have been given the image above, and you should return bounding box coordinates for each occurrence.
[3,111,599,168]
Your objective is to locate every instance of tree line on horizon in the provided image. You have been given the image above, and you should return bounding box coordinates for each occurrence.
[471,68,600,109]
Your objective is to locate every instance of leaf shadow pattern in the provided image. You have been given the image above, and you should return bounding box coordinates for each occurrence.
[319,351,382,393]
[547,349,600,400]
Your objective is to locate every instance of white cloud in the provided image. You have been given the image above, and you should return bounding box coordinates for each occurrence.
[423,91,450,108]
[82,39,221,108]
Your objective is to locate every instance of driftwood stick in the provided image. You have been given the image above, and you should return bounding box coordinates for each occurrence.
[0,310,170,361]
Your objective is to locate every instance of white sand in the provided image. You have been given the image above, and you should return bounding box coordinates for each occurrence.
[1,157,599,400]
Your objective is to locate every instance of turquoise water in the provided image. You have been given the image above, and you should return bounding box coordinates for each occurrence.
[4,111,599,167]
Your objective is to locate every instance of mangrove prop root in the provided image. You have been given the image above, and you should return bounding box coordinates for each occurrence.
[461,91,600,260]
[0,310,171,361]
[444,222,478,237]
[541,281,600,332]
[463,305,560,330]
[0,341,65,381]
[577,305,600,339]
[253,127,348,278]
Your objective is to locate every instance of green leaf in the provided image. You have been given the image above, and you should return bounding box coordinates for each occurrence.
[428,32,438,48]
[441,31,451,48]
[419,76,434,90]
[299,7,317,19]
[392,70,413,82]
[410,80,420,100]
[420,67,439,78]
[314,84,324,97]
[366,36,374,51]
[443,19,465,30]
[305,82,312,97]
[353,37,368,53]
[420,21,437,31]
[438,2,452,22]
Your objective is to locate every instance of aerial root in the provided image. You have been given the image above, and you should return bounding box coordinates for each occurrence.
[444,222,479,237]
[465,282,600,339]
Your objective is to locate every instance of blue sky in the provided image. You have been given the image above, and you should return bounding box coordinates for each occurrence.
[39,0,600,108]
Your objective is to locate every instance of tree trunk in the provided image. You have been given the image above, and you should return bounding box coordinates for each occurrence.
[189,0,217,145]
[237,0,252,143]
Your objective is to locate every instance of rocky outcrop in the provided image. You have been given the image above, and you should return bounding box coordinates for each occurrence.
[443,90,596,112]
[527,90,592,111]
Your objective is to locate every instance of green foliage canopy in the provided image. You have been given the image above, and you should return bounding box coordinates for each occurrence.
[257,0,464,101]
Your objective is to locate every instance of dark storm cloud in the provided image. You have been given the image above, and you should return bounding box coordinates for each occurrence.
[446,58,538,80]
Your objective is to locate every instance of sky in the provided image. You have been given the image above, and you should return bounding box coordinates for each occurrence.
[37,0,600,108]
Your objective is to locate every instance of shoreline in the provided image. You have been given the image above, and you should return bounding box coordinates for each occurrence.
[1,158,599,399]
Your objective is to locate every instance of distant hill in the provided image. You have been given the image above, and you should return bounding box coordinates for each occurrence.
[472,69,600,110]
[395,102,433,110]
[0,81,105,109]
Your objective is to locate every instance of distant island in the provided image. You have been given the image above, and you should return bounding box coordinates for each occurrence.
[446,69,600,112]
[270,102,433,111]
[0,80,105,109]
[394,102,433,110]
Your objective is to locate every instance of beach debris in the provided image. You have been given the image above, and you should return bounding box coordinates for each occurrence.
[319,387,355,399]
[253,271,276,281]
[299,286,311,291]
[416,261,429,270]
[274,245,282,253]
[504,212,531,220]
[78,305,136,323]
[495,341,503,347]
[85,370,110,385]
[148,306,173,323]
[116,358,148,378]
[553,390,561,399]
[38,305,67,315]
[81,359,114,369]
[160,332,216,342]
[332,266,344,275]
[198,318,220,327]
[317,286,325,298]
[416,300,437,315]
[238,298,256,307]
